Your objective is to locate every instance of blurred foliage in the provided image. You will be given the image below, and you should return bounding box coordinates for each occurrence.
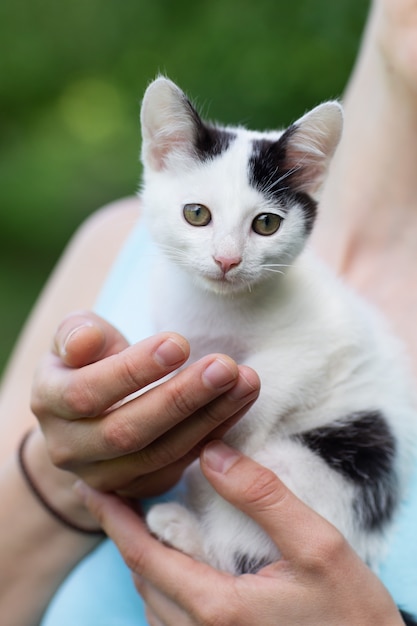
[0,0,368,372]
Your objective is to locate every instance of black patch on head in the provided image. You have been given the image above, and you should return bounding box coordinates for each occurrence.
[248,128,317,234]
[233,552,272,575]
[297,411,399,532]
[183,96,236,161]
[194,123,236,161]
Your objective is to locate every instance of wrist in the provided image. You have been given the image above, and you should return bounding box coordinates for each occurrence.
[0,435,103,625]
[22,429,104,534]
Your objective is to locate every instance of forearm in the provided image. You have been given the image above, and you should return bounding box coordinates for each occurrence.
[0,200,141,625]
[0,432,103,626]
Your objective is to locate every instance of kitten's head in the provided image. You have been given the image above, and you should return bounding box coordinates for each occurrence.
[140,77,342,295]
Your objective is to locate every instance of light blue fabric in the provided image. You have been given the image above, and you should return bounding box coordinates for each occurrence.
[41,218,417,624]
[379,462,417,614]
[41,540,147,626]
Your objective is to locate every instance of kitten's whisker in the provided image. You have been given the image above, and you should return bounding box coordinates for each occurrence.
[261,268,285,276]
[265,162,304,192]
[272,166,301,187]
[261,157,310,197]
[155,243,191,266]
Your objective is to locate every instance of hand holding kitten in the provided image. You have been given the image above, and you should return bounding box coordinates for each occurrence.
[31,311,260,498]
[77,443,407,626]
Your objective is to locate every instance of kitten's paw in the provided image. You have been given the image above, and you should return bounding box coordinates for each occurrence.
[146,503,205,560]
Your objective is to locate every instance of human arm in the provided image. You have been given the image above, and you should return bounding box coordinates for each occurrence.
[0,196,260,625]
[0,198,141,626]
[78,441,406,626]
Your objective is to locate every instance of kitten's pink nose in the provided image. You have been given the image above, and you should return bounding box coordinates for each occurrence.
[214,255,242,274]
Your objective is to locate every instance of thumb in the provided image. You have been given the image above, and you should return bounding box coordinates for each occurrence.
[201,440,337,562]
[53,311,130,368]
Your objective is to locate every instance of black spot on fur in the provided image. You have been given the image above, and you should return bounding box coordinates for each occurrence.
[298,411,398,531]
[183,96,235,161]
[233,552,272,575]
[194,123,236,161]
[248,130,317,234]
[399,609,417,626]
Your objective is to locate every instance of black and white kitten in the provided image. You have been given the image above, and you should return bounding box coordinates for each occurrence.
[139,77,417,583]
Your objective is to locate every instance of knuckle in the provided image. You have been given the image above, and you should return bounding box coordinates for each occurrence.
[168,379,198,418]
[30,391,45,420]
[302,527,348,572]
[138,440,177,471]
[199,403,229,429]
[61,377,98,417]
[101,419,139,455]
[31,354,101,419]
[242,466,282,509]
[122,544,149,577]
[118,351,146,392]
[30,375,57,421]
[47,438,77,470]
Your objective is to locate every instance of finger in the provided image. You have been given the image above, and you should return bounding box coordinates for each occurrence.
[136,579,195,626]
[76,484,231,618]
[74,403,253,497]
[53,311,130,367]
[200,441,339,562]
[57,364,259,488]
[33,332,190,421]
[110,398,259,497]
[95,361,258,459]
[144,606,165,626]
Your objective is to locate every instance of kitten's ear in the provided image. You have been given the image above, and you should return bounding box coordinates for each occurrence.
[141,76,200,171]
[282,102,343,197]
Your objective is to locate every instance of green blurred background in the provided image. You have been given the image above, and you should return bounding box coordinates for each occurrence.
[0,0,369,373]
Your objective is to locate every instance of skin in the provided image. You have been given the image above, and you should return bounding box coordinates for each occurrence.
[33,313,260,498]
[312,0,417,378]
[77,442,405,626]
[2,0,417,623]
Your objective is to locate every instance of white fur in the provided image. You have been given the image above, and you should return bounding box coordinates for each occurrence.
[140,78,417,573]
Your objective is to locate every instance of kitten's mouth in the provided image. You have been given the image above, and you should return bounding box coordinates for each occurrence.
[208,270,237,284]
[203,271,250,294]
[210,275,232,286]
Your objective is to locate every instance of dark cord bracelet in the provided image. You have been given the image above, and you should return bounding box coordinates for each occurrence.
[18,430,105,537]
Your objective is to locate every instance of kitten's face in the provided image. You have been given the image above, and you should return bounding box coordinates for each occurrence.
[140,77,343,295]
[141,135,310,294]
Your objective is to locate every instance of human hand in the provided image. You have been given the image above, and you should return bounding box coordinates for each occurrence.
[31,312,260,498]
[77,441,405,626]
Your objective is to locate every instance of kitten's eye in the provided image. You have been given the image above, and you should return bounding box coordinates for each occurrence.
[252,213,282,236]
[183,203,212,227]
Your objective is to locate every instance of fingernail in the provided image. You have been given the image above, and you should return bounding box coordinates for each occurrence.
[202,358,237,389]
[203,441,241,473]
[154,338,187,367]
[61,323,94,357]
[227,371,259,401]
[73,480,90,502]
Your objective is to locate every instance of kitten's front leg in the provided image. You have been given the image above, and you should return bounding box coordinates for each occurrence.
[146,503,206,562]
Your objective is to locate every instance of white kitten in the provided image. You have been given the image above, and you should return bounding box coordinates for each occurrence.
[140,77,417,574]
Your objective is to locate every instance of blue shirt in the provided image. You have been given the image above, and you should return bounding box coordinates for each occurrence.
[41,219,417,624]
